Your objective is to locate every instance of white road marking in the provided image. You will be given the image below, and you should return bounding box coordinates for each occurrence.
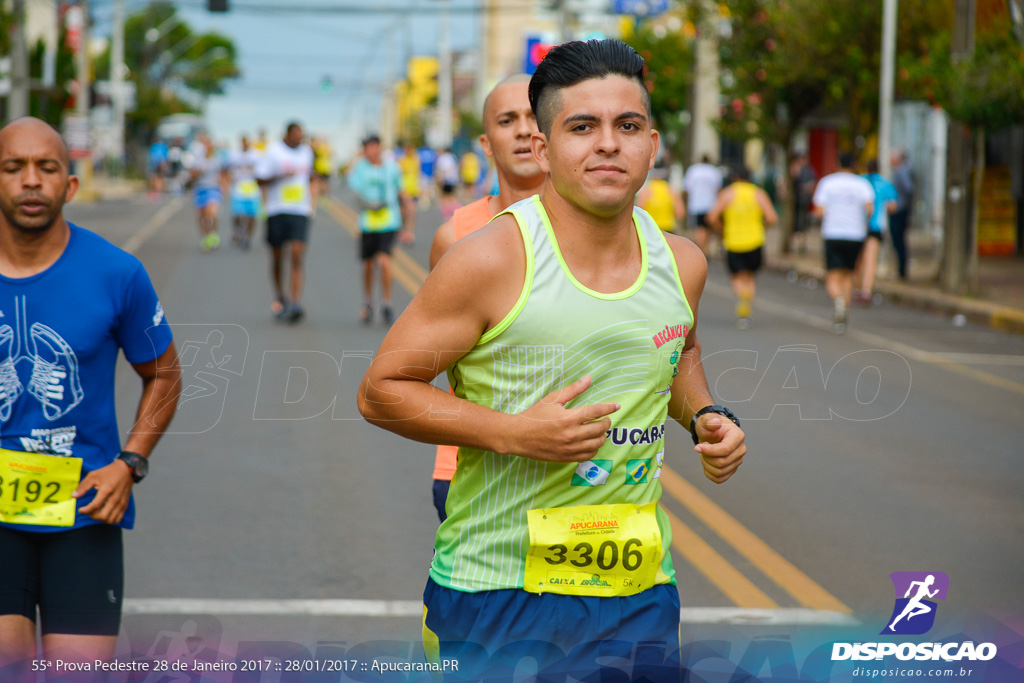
[123,197,186,255]
[123,599,860,625]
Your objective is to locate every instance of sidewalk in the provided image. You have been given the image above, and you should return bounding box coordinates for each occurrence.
[75,174,146,202]
[761,226,1024,335]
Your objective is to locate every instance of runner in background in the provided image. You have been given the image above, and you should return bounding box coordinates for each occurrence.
[147,137,169,198]
[855,158,898,303]
[435,148,461,218]
[188,131,228,252]
[228,134,262,249]
[348,134,404,326]
[311,135,334,199]
[398,140,421,244]
[637,159,685,233]
[458,149,481,203]
[426,73,546,523]
[812,151,874,334]
[684,154,724,255]
[706,165,778,328]
[417,144,437,209]
[789,152,817,254]
[257,122,317,323]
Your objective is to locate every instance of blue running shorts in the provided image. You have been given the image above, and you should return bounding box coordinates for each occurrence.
[194,187,222,210]
[422,577,681,682]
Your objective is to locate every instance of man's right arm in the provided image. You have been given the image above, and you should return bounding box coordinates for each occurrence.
[358,215,619,462]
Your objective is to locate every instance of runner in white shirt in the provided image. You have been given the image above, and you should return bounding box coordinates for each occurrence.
[684,155,724,254]
[812,152,874,333]
[256,122,317,323]
[228,135,262,249]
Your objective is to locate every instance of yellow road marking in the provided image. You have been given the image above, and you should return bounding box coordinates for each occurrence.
[660,465,852,614]
[664,508,779,608]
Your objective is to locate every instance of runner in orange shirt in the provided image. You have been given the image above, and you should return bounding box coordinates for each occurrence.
[427,74,546,521]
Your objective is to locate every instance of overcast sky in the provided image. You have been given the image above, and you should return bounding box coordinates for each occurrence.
[97,0,481,157]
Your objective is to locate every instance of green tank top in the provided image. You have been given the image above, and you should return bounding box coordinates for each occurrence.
[430,195,695,593]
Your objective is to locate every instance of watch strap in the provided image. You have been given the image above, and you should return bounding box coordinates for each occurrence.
[689,405,739,445]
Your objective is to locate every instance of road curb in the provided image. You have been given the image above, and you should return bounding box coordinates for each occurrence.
[766,255,1024,336]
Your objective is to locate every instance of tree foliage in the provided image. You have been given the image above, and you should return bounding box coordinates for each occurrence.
[623,21,694,163]
[95,1,240,142]
[714,0,951,148]
[901,26,1024,130]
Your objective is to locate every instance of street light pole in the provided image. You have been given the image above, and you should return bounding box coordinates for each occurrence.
[111,0,126,167]
[9,0,30,120]
[878,0,897,179]
[437,0,453,150]
[941,0,975,293]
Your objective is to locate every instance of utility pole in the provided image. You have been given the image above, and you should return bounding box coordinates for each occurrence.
[437,0,453,150]
[941,0,975,293]
[9,0,30,120]
[878,0,897,179]
[111,0,126,168]
[77,0,94,196]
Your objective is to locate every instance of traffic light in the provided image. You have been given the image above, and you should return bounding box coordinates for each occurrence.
[320,76,333,95]
[208,0,229,12]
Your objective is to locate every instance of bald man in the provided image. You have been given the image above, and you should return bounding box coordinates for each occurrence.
[426,74,546,522]
[0,118,181,667]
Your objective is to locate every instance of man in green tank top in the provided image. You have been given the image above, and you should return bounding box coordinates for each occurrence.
[359,39,746,681]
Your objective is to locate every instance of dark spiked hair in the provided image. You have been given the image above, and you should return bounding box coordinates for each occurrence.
[528,39,649,136]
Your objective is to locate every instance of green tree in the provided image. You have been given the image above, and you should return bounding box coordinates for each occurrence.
[714,0,950,250]
[901,21,1024,289]
[95,1,240,146]
[623,20,694,164]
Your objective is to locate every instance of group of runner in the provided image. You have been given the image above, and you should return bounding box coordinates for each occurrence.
[3,39,752,681]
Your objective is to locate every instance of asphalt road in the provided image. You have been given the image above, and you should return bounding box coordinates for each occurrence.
[60,190,1024,679]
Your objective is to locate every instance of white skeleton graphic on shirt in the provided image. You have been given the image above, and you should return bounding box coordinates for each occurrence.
[0,296,84,424]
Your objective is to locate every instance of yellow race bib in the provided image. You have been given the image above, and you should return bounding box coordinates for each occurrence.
[365,206,394,230]
[524,502,663,597]
[281,183,306,205]
[0,448,82,527]
[236,179,259,198]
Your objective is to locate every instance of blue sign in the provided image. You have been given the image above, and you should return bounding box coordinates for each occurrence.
[613,0,670,17]
[524,36,556,75]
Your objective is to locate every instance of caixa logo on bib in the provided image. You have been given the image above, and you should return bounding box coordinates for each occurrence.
[831,571,998,662]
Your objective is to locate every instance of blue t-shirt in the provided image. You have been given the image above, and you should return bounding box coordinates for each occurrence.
[0,224,173,533]
[348,158,403,233]
[418,147,437,178]
[863,172,898,233]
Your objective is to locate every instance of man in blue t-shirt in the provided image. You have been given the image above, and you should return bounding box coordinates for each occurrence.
[0,118,181,668]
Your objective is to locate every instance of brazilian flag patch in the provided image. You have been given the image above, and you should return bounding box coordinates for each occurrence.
[626,459,651,485]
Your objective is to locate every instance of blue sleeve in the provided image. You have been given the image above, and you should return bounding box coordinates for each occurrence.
[885,181,898,203]
[116,262,173,364]
[348,162,367,196]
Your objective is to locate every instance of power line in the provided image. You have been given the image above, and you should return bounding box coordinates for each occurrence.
[167,0,537,15]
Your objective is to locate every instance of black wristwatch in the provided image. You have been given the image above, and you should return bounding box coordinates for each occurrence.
[117,451,149,483]
[690,405,740,445]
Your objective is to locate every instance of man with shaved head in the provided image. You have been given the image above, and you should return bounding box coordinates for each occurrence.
[0,118,181,668]
[426,73,546,522]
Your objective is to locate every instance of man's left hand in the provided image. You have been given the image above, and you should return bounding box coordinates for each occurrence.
[694,416,746,484]
[73,461,134,524]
